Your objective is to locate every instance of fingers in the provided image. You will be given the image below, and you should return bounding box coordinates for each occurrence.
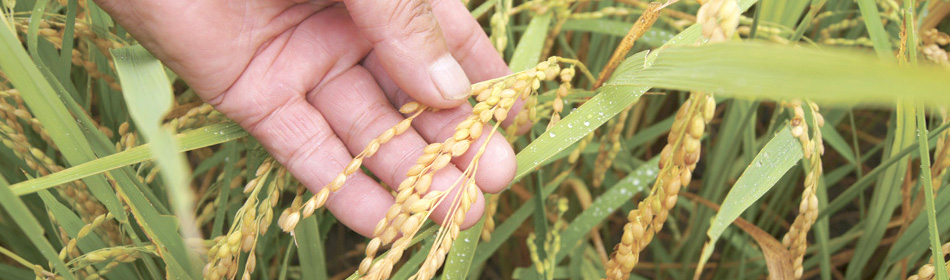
[414,107,517,194]
[310,66,486,229]
[205,6,398,236]
[342,0,471,108]
[426,0,532,134]
[364,54,516,195]
[427,0,534,134]
[428,0,511,82]
[233,95,392,237]
[355,0,520,194]
[94,0,331,96]
[208,5,371,129]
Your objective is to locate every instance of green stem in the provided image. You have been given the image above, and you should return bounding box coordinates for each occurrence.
[0,246,41,272]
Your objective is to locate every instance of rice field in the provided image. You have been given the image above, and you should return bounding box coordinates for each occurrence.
[1,0,950,279]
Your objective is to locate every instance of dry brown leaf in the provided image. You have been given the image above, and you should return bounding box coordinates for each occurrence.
[682,192,795,280]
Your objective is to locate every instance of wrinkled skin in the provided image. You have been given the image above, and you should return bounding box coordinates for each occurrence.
[93,0,517,236]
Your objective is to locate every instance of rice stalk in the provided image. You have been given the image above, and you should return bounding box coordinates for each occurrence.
[525,197,567,280]
[164,103,226,133]
[68,245,154,275]
[780,100,825,279]
[592,104,633,187]
[13,19,123,90]
[921,29,950,65]
[603,1,736,278]
[58,212,113,262]
[275,104,425,235]
[602,91,715,280]
[357,57,578,280]
[539,1,570,60]
[592,2,663,89]
[546,66,574,129]
[204,159,283,280]
[0,112,112,234]
[480,194,501,242]
[0,245,56,279]
[563,176,609,264]
[906,242,950,280]
[570,6,638,19]
[930,113,950,192]
[6,0,950,279]
[489,0,511,54]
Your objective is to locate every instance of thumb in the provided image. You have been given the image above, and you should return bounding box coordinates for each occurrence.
[343,0,471,108]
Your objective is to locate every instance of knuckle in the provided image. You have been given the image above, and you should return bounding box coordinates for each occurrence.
[346,102,392,144]
[390,145,424,185]
[438,111,473,140]
[449,26,481,62]
[390,0,440,40]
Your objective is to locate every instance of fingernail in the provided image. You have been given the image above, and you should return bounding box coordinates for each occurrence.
[429,54,472,100]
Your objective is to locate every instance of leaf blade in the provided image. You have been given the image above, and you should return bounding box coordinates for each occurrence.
[695,126,803,274]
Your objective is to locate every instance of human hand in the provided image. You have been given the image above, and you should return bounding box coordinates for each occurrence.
[94,0,517,236]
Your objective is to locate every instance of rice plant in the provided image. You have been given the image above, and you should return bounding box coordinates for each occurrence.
[1,0,950,279]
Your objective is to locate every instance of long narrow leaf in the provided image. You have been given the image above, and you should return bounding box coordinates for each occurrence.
[914,103,948,280]
[0,176,75,280]
[695,126,803,275]
[295,215,328,280]
[846,104,914,280]
[621,43,950,105]
[10,123,247,196]
[555,157,660,262]
[37,190,140,278]
[112,45,201,259]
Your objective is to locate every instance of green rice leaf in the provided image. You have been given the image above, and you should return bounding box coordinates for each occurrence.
[819,123,950,219]
[758,0,810,28]
[561,19,673,47]
[0,263,33,280]
[695,126,803,274]
[913,103,948,280]
[440,218,485,280]
[0,2,127,225]
[392,238,435,280]
[509,13,552,72]
[36,190,137,278]
[554,157,660,262]
[854,0,894,60]
[10,123,247,196]
[0,176,75,280]
[820,125,856,165]
[511,0,761,181]
[294,215,328,280]
[469,173,568,275]
[112,45,201,267]
[846,104,914,280]
[443,12,554,280]
[619,43,949,105]
[513,82,647,182]
[885,180,950,264]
